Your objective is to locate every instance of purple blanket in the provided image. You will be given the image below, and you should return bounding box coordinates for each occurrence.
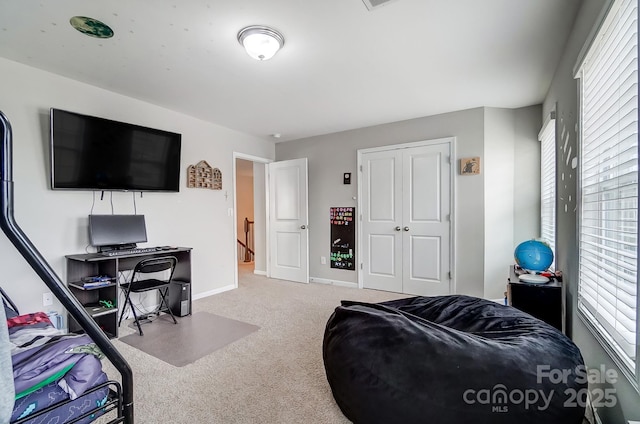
[11,371,109,424]
[12,334,104,400]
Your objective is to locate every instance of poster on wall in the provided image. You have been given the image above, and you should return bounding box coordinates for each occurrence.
[330,207,355,271]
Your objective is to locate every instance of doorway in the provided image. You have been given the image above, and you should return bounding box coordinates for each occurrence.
[236,158,257,274]
[232,154,310,288]
[234,155,268,288]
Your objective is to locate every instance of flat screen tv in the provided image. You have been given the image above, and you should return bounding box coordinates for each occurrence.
[89,214,147,250]
[50,108,182,191]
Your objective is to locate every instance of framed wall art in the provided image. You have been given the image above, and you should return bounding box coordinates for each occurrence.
[460,157,480,175]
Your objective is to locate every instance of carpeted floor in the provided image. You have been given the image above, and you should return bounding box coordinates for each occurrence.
[100,264,406,423]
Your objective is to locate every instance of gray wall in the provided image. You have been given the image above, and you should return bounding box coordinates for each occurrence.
[0,58,275,314]
[276,106,540,298]
[543,0,640,421]
[514,106,543,242]
[253,162,267,273]
[484,108,516,298]
[483,105,543,298]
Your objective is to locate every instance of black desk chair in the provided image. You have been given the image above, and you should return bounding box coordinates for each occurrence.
[118,256,178,336]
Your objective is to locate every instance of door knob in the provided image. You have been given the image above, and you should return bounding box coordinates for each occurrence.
[300,225,307,229]
[404,226,410,231]
[395,226,401,231]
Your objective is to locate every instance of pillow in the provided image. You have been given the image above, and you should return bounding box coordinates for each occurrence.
[7,312,51,329]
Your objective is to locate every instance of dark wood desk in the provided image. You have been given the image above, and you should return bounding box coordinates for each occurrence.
[507,265,564,333]
[65,247,192,338]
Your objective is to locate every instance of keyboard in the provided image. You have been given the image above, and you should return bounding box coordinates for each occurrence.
[101,247,163,257]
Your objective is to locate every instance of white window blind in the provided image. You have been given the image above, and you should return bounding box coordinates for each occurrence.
[577,0,638,374]
[540,115,556,268]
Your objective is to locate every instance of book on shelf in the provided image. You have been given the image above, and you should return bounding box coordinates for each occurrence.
[82,281,113,288]
[70,280,114,289]
[81,275,114,282]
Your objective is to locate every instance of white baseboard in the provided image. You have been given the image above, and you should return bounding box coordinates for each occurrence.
[310,277,358,289]
[193,284,235,300]
[253,269,267,276]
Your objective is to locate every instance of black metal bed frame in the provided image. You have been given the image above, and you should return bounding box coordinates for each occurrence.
[0,111,134,423]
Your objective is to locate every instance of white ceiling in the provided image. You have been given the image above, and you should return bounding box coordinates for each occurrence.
[0,0,582,142]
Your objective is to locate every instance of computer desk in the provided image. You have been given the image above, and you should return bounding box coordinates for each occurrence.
[65,247,192,338]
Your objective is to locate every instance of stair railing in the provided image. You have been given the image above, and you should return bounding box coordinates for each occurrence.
[243,217,254,262]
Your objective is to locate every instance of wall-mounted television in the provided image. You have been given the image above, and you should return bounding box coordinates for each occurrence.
[50,108,182,192]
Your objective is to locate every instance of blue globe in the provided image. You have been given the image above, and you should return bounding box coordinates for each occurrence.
[514,240,554,271]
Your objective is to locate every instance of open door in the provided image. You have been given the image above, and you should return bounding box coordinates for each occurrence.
[268,158,309,283]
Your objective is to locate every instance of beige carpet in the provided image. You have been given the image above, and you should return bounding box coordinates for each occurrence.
[100,264,407,423]
[119,312,260,367]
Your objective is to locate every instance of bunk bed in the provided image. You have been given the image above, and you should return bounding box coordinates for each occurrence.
[0,110,134,424]
[3,287,119,423]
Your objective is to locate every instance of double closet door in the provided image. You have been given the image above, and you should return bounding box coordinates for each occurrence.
[361,139,452,296]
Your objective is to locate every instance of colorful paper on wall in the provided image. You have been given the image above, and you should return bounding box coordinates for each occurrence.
[330,207,355,271]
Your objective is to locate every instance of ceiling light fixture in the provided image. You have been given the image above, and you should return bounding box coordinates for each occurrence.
[237,25,284,61]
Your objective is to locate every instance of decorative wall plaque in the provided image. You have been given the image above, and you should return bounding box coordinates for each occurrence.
[187,160,222,189]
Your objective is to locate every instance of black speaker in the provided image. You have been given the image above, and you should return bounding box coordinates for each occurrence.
[168,280,191,317]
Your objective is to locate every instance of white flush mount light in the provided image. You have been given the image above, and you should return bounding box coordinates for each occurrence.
[237,25,285,61]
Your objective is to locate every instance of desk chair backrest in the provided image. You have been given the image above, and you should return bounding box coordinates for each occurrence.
[132,256,177,284]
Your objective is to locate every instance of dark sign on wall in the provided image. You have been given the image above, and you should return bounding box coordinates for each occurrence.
[330,207,355,270]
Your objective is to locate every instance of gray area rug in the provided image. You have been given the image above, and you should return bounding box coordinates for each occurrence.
[119,311,260,367]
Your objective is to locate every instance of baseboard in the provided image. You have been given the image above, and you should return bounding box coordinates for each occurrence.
[310,277,358,289]
[193,284,235,300]
[253,269,267,276]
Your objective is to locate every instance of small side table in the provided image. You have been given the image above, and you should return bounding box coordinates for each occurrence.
[507,266,564,333]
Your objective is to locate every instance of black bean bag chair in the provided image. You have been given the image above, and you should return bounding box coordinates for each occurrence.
[322,295,586,424]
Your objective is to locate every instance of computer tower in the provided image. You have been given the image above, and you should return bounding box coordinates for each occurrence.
[168,280,191,317]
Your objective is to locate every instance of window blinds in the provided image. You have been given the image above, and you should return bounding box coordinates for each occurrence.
[578,0,638,371]
[540,115,556,268]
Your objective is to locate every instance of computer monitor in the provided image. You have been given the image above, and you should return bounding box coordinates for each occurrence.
[89,215,147,251]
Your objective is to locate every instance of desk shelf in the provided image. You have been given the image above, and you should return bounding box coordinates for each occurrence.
[83,304,118,318]
[69,281,116,291]
[65,247,192,339]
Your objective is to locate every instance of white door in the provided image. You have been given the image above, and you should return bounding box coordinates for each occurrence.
[360,150,403,292]
[268,158,309,283]
[401,144,451,295]
[361,140,452,296]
